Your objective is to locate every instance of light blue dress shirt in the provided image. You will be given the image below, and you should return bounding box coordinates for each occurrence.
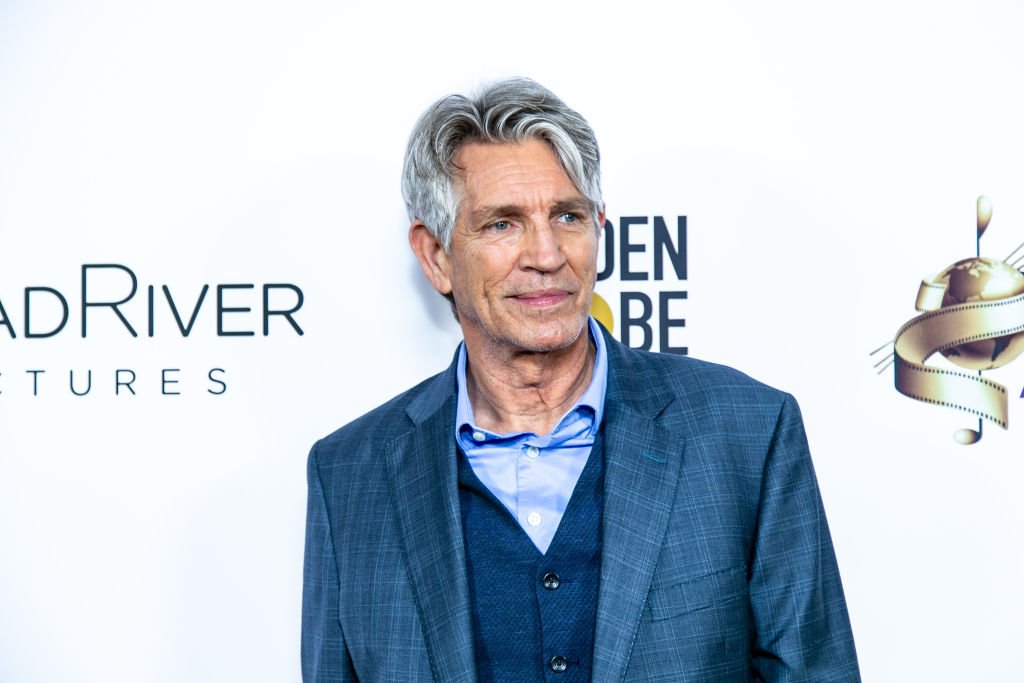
[455,317,608,554]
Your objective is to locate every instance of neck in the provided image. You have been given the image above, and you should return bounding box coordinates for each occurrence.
[463,328,595,436]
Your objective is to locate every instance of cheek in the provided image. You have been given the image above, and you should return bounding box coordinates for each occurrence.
[449,251,505,298]
[470,249,518,287]
[570,239,600,278]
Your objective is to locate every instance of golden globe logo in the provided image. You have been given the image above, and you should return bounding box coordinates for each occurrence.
[590,215,688,354]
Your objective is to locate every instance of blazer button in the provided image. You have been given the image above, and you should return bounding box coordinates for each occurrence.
[549,655,568,672]
[542,572,560,590]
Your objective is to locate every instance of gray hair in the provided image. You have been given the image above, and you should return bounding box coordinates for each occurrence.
[401,78,603,251]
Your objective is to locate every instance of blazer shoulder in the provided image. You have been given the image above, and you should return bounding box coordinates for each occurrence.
[665,353,785,401]
[610,344,810,486]
[613,339,791,410]
[607,339,804,454]
[310,365,453,468]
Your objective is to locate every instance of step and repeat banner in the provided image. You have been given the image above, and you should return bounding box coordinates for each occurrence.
[2,1,1023,681]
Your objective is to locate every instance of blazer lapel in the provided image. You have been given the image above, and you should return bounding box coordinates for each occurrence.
[383,364,477,683]
[592,334,686,682]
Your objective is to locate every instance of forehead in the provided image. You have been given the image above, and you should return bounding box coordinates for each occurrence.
[452,139,582,208]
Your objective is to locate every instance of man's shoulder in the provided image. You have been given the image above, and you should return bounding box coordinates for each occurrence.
[607,335,791,411]
[311,364,453,465]
[608,341,806,466]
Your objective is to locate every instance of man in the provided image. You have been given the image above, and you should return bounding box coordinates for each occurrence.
[302,78,860,682]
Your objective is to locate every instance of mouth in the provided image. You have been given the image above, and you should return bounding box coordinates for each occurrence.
[508,288,573,307]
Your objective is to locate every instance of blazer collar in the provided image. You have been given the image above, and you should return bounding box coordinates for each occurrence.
[404,347,460,426]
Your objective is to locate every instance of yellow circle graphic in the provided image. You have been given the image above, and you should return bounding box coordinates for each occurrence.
[590,292,614,333]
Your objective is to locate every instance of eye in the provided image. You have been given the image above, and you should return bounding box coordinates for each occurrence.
[489,220,511,232]
[558,212,581,224]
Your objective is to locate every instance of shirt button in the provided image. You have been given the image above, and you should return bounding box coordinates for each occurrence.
[472,431,485,442]
[527,512,542,527]
[526,446,539,459]
[542,572,560,590]
[549,655,568,673]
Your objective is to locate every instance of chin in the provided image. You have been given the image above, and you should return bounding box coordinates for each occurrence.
[505,317,588,354]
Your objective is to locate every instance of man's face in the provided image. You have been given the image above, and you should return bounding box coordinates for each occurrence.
[432,138,602,355]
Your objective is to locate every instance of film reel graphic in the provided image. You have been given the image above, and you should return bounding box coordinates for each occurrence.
[872,197,1024,445]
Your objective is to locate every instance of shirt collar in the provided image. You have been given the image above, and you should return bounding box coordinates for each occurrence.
[455,316,608,442]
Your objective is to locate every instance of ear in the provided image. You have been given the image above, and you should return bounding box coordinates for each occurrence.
[596,203,607,235]
[408,221,453,295]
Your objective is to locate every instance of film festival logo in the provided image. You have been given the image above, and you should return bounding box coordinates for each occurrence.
[871,196,1024,445]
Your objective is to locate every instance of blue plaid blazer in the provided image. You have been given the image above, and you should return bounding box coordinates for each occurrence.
[302,328,860,681]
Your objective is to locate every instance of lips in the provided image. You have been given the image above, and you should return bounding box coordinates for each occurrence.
[508,288,573,307]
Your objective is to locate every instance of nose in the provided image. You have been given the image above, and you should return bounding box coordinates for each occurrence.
[518,222,566,273]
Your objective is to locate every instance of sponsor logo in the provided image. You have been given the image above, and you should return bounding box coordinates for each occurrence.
[0,263,305,398]
[872,197,1024,444]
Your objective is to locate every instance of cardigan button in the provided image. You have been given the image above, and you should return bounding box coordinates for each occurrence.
[542,572,560,590]
[549,655,568,672]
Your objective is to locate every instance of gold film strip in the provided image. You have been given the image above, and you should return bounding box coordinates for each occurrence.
[894,280,1024,429]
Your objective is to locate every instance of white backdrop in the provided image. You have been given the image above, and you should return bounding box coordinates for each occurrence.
[2,1,1023,681]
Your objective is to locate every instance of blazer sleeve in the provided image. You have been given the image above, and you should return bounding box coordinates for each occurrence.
[748,394,861,682]
[301,443,357,682]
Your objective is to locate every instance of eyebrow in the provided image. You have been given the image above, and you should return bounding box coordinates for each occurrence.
[550,199,591,216]
[470,204,527,226]
[469,198,591,226]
